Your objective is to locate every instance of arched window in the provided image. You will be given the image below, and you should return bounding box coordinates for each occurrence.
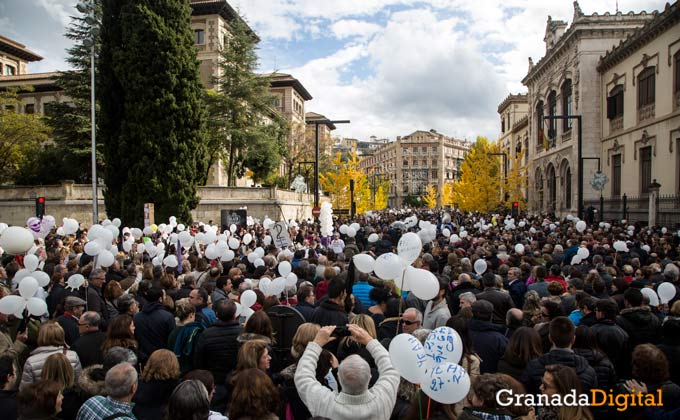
[607,85,624,119]
[535,168,544,212]
[535,101,544,150]
[547,164,556,212]
[548,91,557,141]
[561,80,572,130]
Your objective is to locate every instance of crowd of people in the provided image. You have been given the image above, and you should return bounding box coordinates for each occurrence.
[0,209,679,420]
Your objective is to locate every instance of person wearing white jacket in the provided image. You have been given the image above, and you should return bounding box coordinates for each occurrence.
[294,324,400,420]
[20,322,82,390]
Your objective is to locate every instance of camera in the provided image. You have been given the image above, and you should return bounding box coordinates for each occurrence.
[332,326,352,337]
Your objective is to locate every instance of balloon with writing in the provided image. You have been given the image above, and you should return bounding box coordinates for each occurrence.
[388,333,429,384]
[421,362,471,404]
[423,327,463,366]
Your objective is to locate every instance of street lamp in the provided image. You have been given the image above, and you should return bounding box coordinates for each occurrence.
[304,118,350,213]
[543,114,583,219]
[77,0,98,224]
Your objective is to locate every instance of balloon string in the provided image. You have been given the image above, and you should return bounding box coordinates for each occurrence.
[426,396,431,419]
[417,386,423,420]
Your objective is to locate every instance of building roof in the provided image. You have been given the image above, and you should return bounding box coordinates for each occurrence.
[189,0,259,41]
[0,35,43,62]
[597,2,679,73]
[305,111,335,129]
[522,2,657,85]
[270,73,313,100]
[497,93,528,113]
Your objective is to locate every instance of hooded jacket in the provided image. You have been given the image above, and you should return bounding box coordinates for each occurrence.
[573,348,616,391]
[521,348,597,394]
[134,301,176,357]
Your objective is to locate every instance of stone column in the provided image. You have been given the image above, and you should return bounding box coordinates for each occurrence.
[648,179,661,226]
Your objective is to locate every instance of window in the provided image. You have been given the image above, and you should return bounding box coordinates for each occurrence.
[564,167,572,209]
[548,91,557,141]
[639,146,652,195]
[403,160,408,167]
[194,29,205,45]
[24,104,35,114]
[4,65,16,76]
[561,80,573,130]
[637,67,655,108]
[611,154,621,198]
[675,51,680,94]
[607,85,624,119]
[535,101,544,148]
[431,169,437,178]
[501,117,505,133]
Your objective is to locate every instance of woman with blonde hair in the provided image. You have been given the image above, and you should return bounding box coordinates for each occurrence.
[133,349,180,420]
[42,352,83,419]
[20,322,81,389]
[337,314,377,370]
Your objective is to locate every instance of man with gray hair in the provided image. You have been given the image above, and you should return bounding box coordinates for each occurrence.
[86,268,109,326]
[459,291,477,310]
[72,311,106,368]
[76,362,137,420]
[295,324,400,420]
[447,273,480,315]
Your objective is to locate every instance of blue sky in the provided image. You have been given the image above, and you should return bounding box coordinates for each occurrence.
[2,0,668,141]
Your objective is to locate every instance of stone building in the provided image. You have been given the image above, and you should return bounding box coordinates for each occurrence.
[497,93,529,200]
[596,2,679,220]
[522,1,655,217]
[359,129,469,207]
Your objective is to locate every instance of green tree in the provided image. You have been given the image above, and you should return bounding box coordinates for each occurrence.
[451,136,501,212]
[205,17,282,186]
[0,90,51,184]
[24,0,104,185]
[98,0,208,226]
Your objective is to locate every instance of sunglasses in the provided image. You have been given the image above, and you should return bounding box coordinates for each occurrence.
[401,319,420,326]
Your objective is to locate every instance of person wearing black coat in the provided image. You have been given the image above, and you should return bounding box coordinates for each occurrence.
[132,378,178,420]
[505,268,526,310]
[521,317,597,395]
[658,317,680,385]
[615,289,661,348]
[56,296,86,347]
[467,301,508,374]
[71,311,106,368]
[574,325,617,394]
[446,274,480,315]
[193,299,242,384]
[294,285,316,322]
[476,273,514,326]
[591,299,630,376]
[0,354,17,420]
[133,288,176,357]
[310,278,348,328]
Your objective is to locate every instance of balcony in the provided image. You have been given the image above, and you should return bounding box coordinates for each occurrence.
[638,103,655,123]
[609,116,623,133]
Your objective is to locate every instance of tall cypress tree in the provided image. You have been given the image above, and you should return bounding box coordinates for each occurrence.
[99,0,208,226]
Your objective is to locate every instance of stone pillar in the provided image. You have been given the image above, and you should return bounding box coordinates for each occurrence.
[648,179,661,226]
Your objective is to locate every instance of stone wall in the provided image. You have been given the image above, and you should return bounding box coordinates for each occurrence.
[0,181,313,227]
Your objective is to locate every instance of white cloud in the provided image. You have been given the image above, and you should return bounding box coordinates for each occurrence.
[35,0,73,29]
[331,19,382,39]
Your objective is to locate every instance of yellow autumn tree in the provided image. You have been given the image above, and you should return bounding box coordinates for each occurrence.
[442,181,456,207]
[319,152,373,214]
[423,184,438,208]
[503,153,527,210]
[374,179,390,210]
[451,136,501,213]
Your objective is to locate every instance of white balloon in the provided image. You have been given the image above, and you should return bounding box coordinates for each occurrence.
[136,243,146,254]
[195,232,207,245]
[473,259,487,275]
[205,244,219,260]
[254,258,265,268]
[421,362,471,404]
[423,327,464,366]
[32,271,50,287]
[571,255,582,265]
[641,287,659,307]
[243,233,253,245]
[105,224,119,239]
[389,334,428,384]
[177,223,186,232]
[398,232,422,265]
[24,254,39,271]
[221,249,235,262]
[26,297,47,317]
[450,234,460,244]
[163,255,178,268]
[278,261,292,277]
[0,295,25,315]
[529,227,537,234]
[0,227,34,255]
[242,307,254,321]
[270,277,286,296]
[263,235,272,246]
[577,247,590,259]
[130,228,143,239]
[19,277,39,298]
[514,244,524,255]
[259,278,271,296]
[84,241,101,256]
[408,267,439,300]
[286,273,298,287]
[374,253,405,281]
[459,231,468,239]
[240,290,257,308]
[442,228,451,238]
[350,223,360,232]
[122,240,132,252]
[230,224,237,233]
[368,233,380,243]
[658,282,677,304]
[339,225,348,234]
[353,254,375,274]
[98,250,114,267]
[0,223,8,235]
[247,252,259,263]
[575,220,587,233]
[346,227,357,238]
[66,274,85,290]
[152,256,162,267]
[254,247,265,258]
[613,241,628,252]
[228,237,240,250]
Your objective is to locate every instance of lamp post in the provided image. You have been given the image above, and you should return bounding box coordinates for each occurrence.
[585,157,607,222]
[77,0,98,224]
[369,172,386,210]
[543,114,582,218]
[305,118,350,212]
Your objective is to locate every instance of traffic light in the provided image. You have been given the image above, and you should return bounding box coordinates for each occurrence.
[36,197,46,219]
[512,201,519,218]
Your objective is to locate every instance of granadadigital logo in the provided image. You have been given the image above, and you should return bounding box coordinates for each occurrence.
[496,389,664,412]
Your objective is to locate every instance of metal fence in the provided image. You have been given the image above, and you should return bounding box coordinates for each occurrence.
[584,194,680,227]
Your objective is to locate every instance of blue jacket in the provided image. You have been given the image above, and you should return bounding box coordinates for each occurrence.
[352,281,374,308]
[295,301,316,322]
[134,302,176,357]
